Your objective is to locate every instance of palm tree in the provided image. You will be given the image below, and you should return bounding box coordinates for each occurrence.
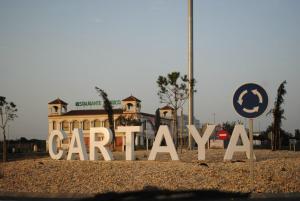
[267,80,287,150]
[95,87,115,145]
[154,108,161,136]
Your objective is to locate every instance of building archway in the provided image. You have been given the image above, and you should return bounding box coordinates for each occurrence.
[83,120,90,130]
[72,120,79,130]
[62,120,69,131]
[94,119,101,127]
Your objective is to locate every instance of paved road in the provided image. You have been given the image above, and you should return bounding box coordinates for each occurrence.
[0,199,79,201]
[0,191,300,201]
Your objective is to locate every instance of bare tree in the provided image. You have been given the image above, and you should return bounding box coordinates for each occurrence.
[0,96,18,162]
[157,71,195,147]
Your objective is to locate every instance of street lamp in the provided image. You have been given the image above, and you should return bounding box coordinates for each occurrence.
[188,0,194,150]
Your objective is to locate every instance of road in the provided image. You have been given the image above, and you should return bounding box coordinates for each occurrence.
[0,191,300,201]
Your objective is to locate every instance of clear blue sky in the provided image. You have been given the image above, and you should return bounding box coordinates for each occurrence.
[0,0,299,140]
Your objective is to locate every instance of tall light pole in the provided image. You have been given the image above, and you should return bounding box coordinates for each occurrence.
[188,0,194,149]
[213,113,216,124]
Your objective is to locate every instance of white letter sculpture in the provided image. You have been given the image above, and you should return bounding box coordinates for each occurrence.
[90,127,114,161]
[67,128,88,160]
[224,124,256,161]
[187,124,216,160]
[148,125,179,160]
[116,126,142,160]
[49,130,67,160]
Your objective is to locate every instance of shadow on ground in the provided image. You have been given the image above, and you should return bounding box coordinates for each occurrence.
[82,186,250,201]
[0,152,49,162]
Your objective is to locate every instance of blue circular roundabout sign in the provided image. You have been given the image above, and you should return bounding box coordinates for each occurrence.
[233,83,268,119]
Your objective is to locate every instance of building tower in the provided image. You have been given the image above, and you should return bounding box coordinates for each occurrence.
[159,105,174,119]
[48,98,68,116]
[121,95,141,114]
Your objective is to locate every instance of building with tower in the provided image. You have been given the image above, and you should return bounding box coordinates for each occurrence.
[47,95,176,152]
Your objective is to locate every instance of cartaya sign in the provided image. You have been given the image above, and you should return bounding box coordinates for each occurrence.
[49,124,254,161]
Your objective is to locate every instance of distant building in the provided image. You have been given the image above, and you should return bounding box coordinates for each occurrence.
[159,105,201,145]
[47,96,173,151]
[47,96,202,151]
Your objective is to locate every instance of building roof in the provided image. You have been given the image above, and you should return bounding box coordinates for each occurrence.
[60,109,124,116]
[139,112,155,118]
[48,98,68,105]
[160,105,174,110]
[122,95,141,102]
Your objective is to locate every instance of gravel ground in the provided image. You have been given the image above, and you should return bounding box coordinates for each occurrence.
[0,149,299,194]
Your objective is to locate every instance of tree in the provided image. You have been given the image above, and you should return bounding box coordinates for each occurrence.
[295,129,300,140]
[117,115,142,126]
[281,130,292,146]
[222,121,236,135]
[154,108,161,136]
[157,71,195,147]
[95,87,115,145]
[261,124,273,142]
[0,96,18,162]
[267,80,287,150]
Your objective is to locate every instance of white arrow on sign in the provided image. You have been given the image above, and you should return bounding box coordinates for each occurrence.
[238,90,248,105]
[243,106,259,113]
[251,89,263,103]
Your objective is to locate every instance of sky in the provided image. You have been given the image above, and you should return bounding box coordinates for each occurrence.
[0,0,299,140]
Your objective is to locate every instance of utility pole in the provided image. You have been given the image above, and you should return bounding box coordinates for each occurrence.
[180,108,184,152]
[188,0,194,150]
[213,113,216,124]
[249,119,254,191]
[7,125,9,153]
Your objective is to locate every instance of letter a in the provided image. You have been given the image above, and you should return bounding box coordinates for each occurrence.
[224,124,256,161]
[148,125,179,160]
[67,128,88,160]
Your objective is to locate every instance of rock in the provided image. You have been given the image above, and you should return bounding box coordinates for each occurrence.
[0,150,299,194]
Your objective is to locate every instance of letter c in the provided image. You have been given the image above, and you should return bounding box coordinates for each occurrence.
[49,130,67,160]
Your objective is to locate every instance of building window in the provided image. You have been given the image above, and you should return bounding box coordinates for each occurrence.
[104,119,109,128]
[62,138,69,144]
[53,121,57,130]
[163,111,168,117]
[115,116,123,128]
[127,103,133,111]
[72,120,79,130]
[83,120,90,130]
[95,133,104,141]
[52,106,58,113]
[62,121,69,131]
[63,106,67,113]
[94,120,101,127]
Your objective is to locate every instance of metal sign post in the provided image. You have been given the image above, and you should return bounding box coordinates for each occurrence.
[233,83,268,192]
[249,118,254,191]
